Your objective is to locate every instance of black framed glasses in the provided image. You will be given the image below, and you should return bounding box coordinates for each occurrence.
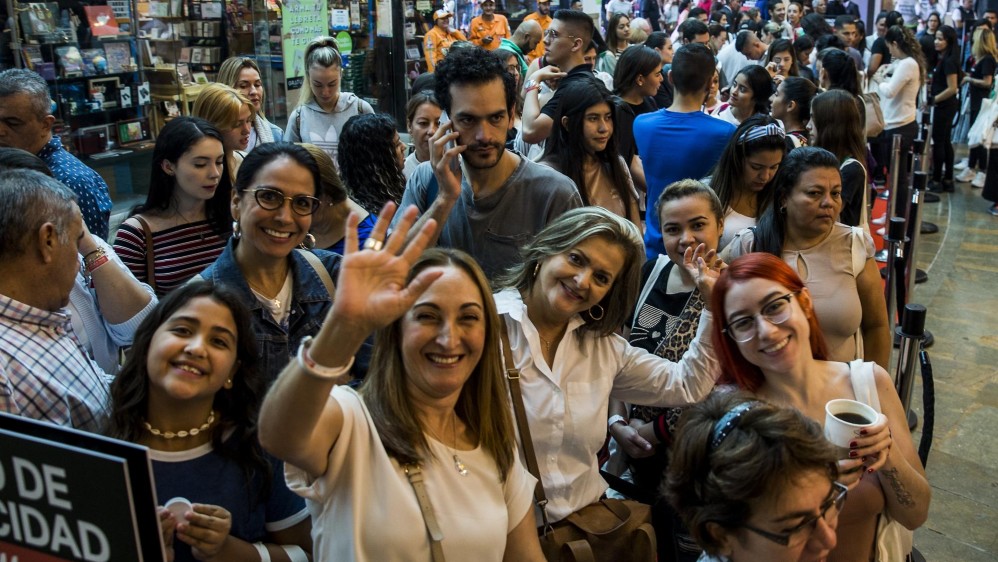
[246,187,321,216]
[743,482,848,547]
[722,291,800,343]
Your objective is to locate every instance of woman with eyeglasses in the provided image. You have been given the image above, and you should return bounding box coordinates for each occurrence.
[113,117,229,297]
[665,391,844,562]
[721,147,891,369]
[200,143,355,383]
[285,36,374,164]
[710,252,929,562]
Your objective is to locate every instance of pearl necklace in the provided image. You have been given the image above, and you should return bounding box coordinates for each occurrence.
[143,410,215,439]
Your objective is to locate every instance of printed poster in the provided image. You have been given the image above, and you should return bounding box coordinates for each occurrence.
[376,0,392,37]
[282,0,329,90]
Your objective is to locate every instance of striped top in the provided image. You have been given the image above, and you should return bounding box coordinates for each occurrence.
[113,220,227,297]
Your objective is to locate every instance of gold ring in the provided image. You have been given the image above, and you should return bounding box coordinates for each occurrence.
[362,238,384,251]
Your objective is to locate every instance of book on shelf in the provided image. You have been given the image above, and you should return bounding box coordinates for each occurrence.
[21,3,57,35]
[192,71,209,84]
[84,5,121,36]
[21,45,43,69]
[80,48,107,76]
[179,47,192,63]
[55,45,84,77]
[103,41,132,73]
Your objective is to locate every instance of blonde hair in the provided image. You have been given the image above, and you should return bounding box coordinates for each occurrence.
[297,36,343,109]
[217,57,266,112]
[192,84,255,134]
[973,28,998,61]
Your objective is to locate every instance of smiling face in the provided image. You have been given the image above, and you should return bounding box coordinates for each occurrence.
[222,104,252,152]
[166,137,224,205]
[771,2,786,23]
[723,277,812,373]
[449,78,510,170]
[308,63,342,109]
[146,296,239,408]
[235,67,264,111]
[934,30,948,52]
[659,195,723,265]
[716,470,840,562]
[481,0,495,16]
[401,265,486,405]
[533,236,626,322]
[232,156,316,262]
[741,149,784,193]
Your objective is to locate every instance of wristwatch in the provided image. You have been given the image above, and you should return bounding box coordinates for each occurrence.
[608,414,627,429]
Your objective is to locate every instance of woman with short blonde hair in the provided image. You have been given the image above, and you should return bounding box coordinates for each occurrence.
[192,83,254,184]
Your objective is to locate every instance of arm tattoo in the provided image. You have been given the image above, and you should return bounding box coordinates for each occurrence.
[881,467,916,508]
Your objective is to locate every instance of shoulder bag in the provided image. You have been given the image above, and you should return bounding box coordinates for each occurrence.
[500,324,656,562]
[134,216,157,293]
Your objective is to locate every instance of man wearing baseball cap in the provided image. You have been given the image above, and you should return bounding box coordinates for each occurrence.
[522,0,552,62]
[424,9,467,72]
[469,0,511,50]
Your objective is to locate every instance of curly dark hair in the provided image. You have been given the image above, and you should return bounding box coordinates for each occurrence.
[433,47,517,115]
[105,281,273,505]
[337,113,406,215]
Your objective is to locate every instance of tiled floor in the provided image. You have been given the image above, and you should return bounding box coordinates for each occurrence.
[900,175,998,560]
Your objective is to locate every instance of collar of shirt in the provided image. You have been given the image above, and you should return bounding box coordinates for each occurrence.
[36,135,62,160]
[0,294,72,330]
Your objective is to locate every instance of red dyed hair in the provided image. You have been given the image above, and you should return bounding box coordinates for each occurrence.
[712,252,830,392]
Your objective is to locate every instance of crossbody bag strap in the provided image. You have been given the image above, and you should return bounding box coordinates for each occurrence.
[134,216,158,293]
[500,321,552,531]
[295,248,336,299]
[402,463,446,562]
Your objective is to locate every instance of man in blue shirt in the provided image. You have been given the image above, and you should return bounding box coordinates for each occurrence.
[635,43,736,259]
[0,69,113,240]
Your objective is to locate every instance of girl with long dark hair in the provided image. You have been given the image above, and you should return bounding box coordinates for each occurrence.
[770,76,816,149]
[113,117,229,296]
[812,90,869,227]
[540,81,641,226]
[874,25,925,194]
[928,25,961,193]
[337,113,408,216]
[714,65,774,126]
[106,282,312,561]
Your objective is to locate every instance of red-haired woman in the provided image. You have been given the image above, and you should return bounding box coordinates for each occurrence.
[712,251,929,562]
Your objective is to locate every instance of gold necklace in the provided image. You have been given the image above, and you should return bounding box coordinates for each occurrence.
[143,410,215,439]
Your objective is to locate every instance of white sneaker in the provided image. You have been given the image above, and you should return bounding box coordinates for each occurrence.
[955,158,970,171]
[973,171,987,188]
[956,167,977,182]
[872,214,887,225]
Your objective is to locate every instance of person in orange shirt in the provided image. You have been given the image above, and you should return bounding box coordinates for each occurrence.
[424,10,467,72]
[523,0,552,63]
[469,0,511,50]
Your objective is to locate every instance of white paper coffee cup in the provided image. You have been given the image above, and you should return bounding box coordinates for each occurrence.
[824,399,879,449]
[164,497,192,521]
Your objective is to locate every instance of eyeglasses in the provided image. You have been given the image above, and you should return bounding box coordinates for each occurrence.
[246,187,321,216]
[723,291,799,342]
[742,482,847,547]
[544,28,578,41]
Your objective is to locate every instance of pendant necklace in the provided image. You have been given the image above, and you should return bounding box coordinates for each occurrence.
[431,414,469,476]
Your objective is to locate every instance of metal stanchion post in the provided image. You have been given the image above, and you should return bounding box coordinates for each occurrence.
[876,135,904,263]
[895,304,927,429]
[883,217,907,343]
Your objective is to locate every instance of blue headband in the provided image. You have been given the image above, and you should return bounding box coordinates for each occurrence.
[710,401,759,450]
[737,123,786,144]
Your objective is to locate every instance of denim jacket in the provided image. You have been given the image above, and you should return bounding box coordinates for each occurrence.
[201,239,344,383]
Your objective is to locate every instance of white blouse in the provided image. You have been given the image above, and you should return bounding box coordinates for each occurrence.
[495,289,720,523]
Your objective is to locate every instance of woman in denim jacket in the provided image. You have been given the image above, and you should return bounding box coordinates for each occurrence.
[201,143,368,382]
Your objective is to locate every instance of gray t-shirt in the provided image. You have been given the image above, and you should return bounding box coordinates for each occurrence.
[284,95,374,164]
[396,155,582,280]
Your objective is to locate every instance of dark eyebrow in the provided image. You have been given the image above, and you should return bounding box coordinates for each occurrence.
[662,215,710,227]
[169,315,237,340]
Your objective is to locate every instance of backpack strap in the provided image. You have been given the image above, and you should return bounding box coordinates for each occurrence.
[295,248,336,299]
[631,255,670,332]
[134,216,158,294]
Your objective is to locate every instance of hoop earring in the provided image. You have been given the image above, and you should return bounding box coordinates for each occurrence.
[231,220,241,239]
[299,233,316,250]
[588,303,605,321]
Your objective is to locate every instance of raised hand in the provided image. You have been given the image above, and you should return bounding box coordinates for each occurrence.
[330,202,441,336]
[682,243,725,307]
[429,120,465,200]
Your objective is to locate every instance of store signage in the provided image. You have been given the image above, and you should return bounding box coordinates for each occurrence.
[282,0,330,89]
